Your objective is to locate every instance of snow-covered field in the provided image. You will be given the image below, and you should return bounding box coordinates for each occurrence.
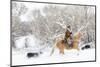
[12,35,95,66]
[12,48,95,66]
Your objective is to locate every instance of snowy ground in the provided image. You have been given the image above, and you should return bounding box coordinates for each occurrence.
[12,47,95,66]
[12,35,95,66]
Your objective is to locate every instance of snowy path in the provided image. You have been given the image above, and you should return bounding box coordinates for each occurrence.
[12,48,95,66]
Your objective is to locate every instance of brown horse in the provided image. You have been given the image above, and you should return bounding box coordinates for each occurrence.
[50,32,81,55]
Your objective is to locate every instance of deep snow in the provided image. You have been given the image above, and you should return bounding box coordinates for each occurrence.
[12,48,95,66]
[12,35,95,66]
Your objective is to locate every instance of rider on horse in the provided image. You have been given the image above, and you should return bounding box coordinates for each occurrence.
[64,25,73,48]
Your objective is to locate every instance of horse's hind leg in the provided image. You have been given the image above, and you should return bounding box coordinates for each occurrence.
[59,49,64,55]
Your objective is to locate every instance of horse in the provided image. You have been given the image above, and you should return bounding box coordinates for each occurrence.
[50,32,81,55]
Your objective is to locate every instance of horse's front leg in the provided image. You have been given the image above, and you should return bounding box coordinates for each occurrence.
[77,47,80,51]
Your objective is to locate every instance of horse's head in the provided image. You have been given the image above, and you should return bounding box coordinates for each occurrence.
[74,32,81,41]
